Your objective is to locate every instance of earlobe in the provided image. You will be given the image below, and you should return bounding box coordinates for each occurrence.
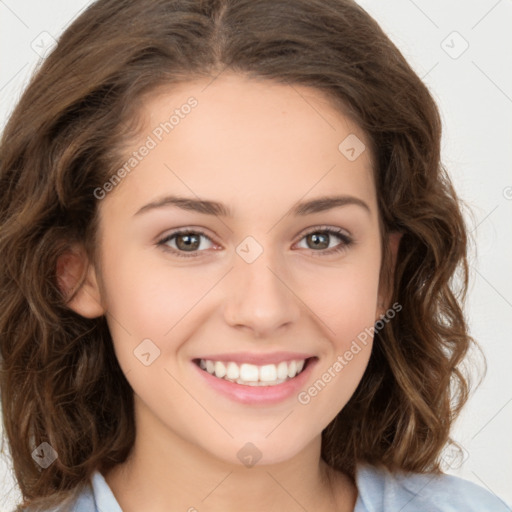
[56,246,105,318]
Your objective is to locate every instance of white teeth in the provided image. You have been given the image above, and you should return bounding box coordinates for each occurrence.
[226,362,239,380]
[214,361,226,378]
[206,360,215,374]
[198,358,308,386]
[239,363,259,382]
[287,360,297,378]
[260,364,277,381]
[277,361,288,380]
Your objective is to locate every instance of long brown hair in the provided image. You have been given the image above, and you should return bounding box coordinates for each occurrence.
[0,0,480,509]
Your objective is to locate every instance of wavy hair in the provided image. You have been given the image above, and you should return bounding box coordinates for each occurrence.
[0,0,481,509]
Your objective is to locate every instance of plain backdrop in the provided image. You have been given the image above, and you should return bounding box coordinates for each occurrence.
[0,0,511,510]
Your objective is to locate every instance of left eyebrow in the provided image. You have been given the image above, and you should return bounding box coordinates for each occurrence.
[291,195,371,216]
[133,194,371,218]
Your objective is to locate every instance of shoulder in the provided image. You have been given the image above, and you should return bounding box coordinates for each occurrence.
[354,462,510,512]
[20,470,122,512]
[19,481,97,512]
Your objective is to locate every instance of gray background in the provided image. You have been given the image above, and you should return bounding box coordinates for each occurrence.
[0,0,511,509]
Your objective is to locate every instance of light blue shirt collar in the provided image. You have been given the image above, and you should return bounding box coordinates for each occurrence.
[86,462,509,512]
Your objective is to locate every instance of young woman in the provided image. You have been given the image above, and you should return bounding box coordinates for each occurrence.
[0,0,508,510]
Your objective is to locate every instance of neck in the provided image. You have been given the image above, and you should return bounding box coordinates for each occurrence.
[103,399,357,512]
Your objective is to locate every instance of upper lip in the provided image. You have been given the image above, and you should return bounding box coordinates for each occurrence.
[194,352,316,365]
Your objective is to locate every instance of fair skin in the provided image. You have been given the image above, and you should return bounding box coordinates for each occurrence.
[59,73,401,511]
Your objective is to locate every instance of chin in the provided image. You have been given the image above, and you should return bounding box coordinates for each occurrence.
[213,435,312,469]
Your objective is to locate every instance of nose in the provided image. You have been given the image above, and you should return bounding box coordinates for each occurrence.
[223,246,301,337]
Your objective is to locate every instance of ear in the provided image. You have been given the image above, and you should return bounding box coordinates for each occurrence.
[56,245,105,318]
[375,231,402,321]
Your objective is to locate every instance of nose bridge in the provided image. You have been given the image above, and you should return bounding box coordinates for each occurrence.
[223,236,300,335]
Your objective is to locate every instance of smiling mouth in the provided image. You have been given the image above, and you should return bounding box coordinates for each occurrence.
[193,357,316,387]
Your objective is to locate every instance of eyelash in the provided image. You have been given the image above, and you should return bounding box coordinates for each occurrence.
[156,226,354,259]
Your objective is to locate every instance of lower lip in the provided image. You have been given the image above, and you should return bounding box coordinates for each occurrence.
[192,357,318,405]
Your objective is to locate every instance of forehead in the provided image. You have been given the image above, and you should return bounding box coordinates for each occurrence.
[103,73,377,221]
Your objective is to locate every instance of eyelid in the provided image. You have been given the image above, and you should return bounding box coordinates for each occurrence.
[299,224,352,239]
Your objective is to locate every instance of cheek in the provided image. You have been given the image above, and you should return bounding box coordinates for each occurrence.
[297,341,372,432]
[296,262,380,420]
[305,255,381,344]
[297,252,380,409]
[100,243,215,337]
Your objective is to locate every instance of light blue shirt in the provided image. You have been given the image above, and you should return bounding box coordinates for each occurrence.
[33,462,510,511]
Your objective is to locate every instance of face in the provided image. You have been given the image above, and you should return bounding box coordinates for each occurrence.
[73,73,396,467]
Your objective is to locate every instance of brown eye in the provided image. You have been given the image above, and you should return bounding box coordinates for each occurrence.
[305,232,330,249]
[175,232,201,251]
[157,229,215,258]
[296,227,353,256]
